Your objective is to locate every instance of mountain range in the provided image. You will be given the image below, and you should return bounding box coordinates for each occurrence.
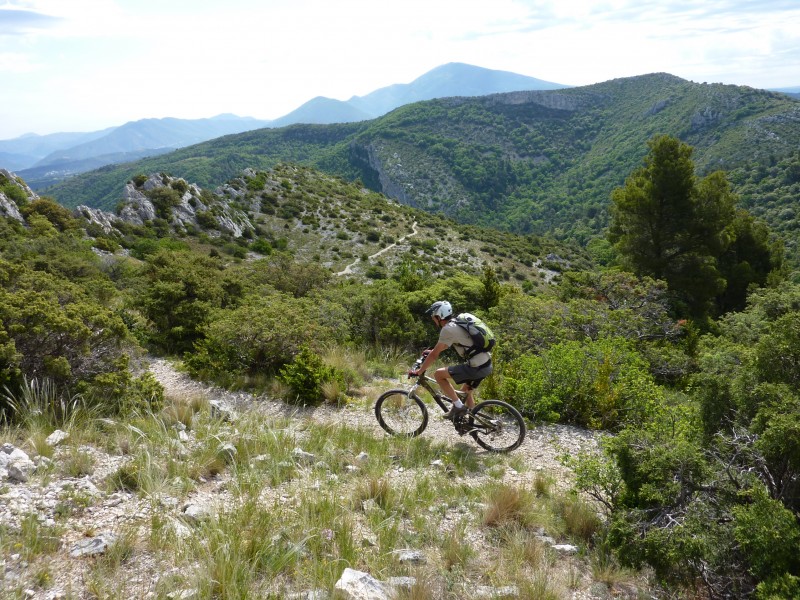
[0,63,566,188]
[268,62,567,127]
[44,73,800,265]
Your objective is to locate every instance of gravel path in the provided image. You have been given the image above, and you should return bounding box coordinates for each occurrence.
[148,358,602,490]
[335,221,418,276]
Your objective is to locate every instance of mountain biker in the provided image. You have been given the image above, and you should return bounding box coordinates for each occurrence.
[408,300,493,421]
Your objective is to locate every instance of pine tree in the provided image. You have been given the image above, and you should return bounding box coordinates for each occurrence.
[608,135,736,319]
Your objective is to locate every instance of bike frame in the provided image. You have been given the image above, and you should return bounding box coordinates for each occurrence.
[408,373,463,414]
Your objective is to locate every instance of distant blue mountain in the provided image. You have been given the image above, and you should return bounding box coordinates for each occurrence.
[269,97,375,128]
[4,115,271,188]
[0,115,270,177]
[768,86,800,100]
[770,86,800,93]
[271,62,569,126]
[0,64,568,187]
[33,115,271,168]
[0,129,115,170]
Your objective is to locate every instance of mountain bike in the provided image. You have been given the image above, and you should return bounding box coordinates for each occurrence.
[374,357,526,453]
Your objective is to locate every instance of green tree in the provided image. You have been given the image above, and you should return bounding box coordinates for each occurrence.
[480,264,501,310]
[715,209,784,314]
[136,250,242,353]
[608,135,736,319]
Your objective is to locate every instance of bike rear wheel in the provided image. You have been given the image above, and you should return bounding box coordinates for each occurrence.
[468,400,526,452]
[375,389,428,437]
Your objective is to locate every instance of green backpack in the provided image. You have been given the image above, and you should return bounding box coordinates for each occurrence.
[453,313,496,359]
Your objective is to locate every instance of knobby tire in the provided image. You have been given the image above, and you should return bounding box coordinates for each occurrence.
[468,399,526,452]
[375,389,428,438]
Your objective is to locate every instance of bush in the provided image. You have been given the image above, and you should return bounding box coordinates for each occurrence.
[185,293,343,383]
[0,178,29,206]
[278,346,344,406]
[249,239,273,255]
[500,337,661,429]
[93,237,119,253]
[196,211,217,230]
[136,249,241,353]
[132,174,148,187]
[0,259,132,402]
[732,487,800,582]
[22,198,80,232]
[145,187,182,220]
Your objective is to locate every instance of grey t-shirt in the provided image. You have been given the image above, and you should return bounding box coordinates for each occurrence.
[438,320,491,367]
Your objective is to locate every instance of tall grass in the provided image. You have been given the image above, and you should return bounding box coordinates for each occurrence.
[2,376,97,432]
[483,484,539,528]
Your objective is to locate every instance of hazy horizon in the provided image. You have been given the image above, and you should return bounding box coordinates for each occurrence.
[1,0,798,140]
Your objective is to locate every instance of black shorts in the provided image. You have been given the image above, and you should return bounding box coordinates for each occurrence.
[447,361,493,389]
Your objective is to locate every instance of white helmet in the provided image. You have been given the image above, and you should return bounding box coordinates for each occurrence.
[425,300,453,319]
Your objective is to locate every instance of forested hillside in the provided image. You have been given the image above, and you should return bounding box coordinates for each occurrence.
[46,73,800,262]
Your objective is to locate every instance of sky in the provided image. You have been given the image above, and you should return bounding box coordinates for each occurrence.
[1,0,799,140]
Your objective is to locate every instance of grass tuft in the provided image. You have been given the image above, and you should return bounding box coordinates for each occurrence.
[483,484,537,528]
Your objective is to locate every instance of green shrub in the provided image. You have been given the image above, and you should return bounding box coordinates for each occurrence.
[222,242,247,259]
[0,259,132,405]
[249,239,273,255]
[185,293,342,383]
[136,249,241,353]
[145,187,182,220]
[365,265,386,280]
[196,211,217,230]
[22,198,80,232]
[500,337,661,429]
[132,174,148,187]
[756,574,800,600]
[93,237,119,253]
[1,179,29,206]
[246,171,268,191]
[732,486,800,581]
[278,346,343,406]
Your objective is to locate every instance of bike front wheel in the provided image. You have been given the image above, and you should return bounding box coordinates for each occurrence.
[468,400,526,452]
[375,389,428,437]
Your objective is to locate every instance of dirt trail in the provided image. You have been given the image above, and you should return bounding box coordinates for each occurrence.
[336,221,418,276]
[148,358,601,489]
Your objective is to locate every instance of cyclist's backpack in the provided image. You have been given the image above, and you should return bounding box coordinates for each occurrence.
[453,313,496,359]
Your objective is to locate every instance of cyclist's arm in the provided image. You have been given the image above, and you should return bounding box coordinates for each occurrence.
[417,341,449,373]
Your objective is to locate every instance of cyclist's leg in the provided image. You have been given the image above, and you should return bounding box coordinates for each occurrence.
[461,384,476,410]
[434,367,460,404]
[449,363,490,411]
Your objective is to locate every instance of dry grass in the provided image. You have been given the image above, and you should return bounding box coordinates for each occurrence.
[356,477,395,511]
[557,495,603,543]
[482,484,537,528]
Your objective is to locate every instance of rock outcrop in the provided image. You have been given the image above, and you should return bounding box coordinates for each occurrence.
[75,172,255,239]
[0,169,37,222]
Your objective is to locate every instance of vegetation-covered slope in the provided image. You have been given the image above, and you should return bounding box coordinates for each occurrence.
[3,152,800,597]
[47,74,800,254]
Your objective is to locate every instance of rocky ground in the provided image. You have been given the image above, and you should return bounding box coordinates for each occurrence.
[0,358,646,600]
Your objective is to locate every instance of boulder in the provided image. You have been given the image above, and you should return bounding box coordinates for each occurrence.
[333,568,393,600]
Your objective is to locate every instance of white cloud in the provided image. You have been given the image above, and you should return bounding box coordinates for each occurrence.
[0,0,799,139]
[0,50,38,71]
